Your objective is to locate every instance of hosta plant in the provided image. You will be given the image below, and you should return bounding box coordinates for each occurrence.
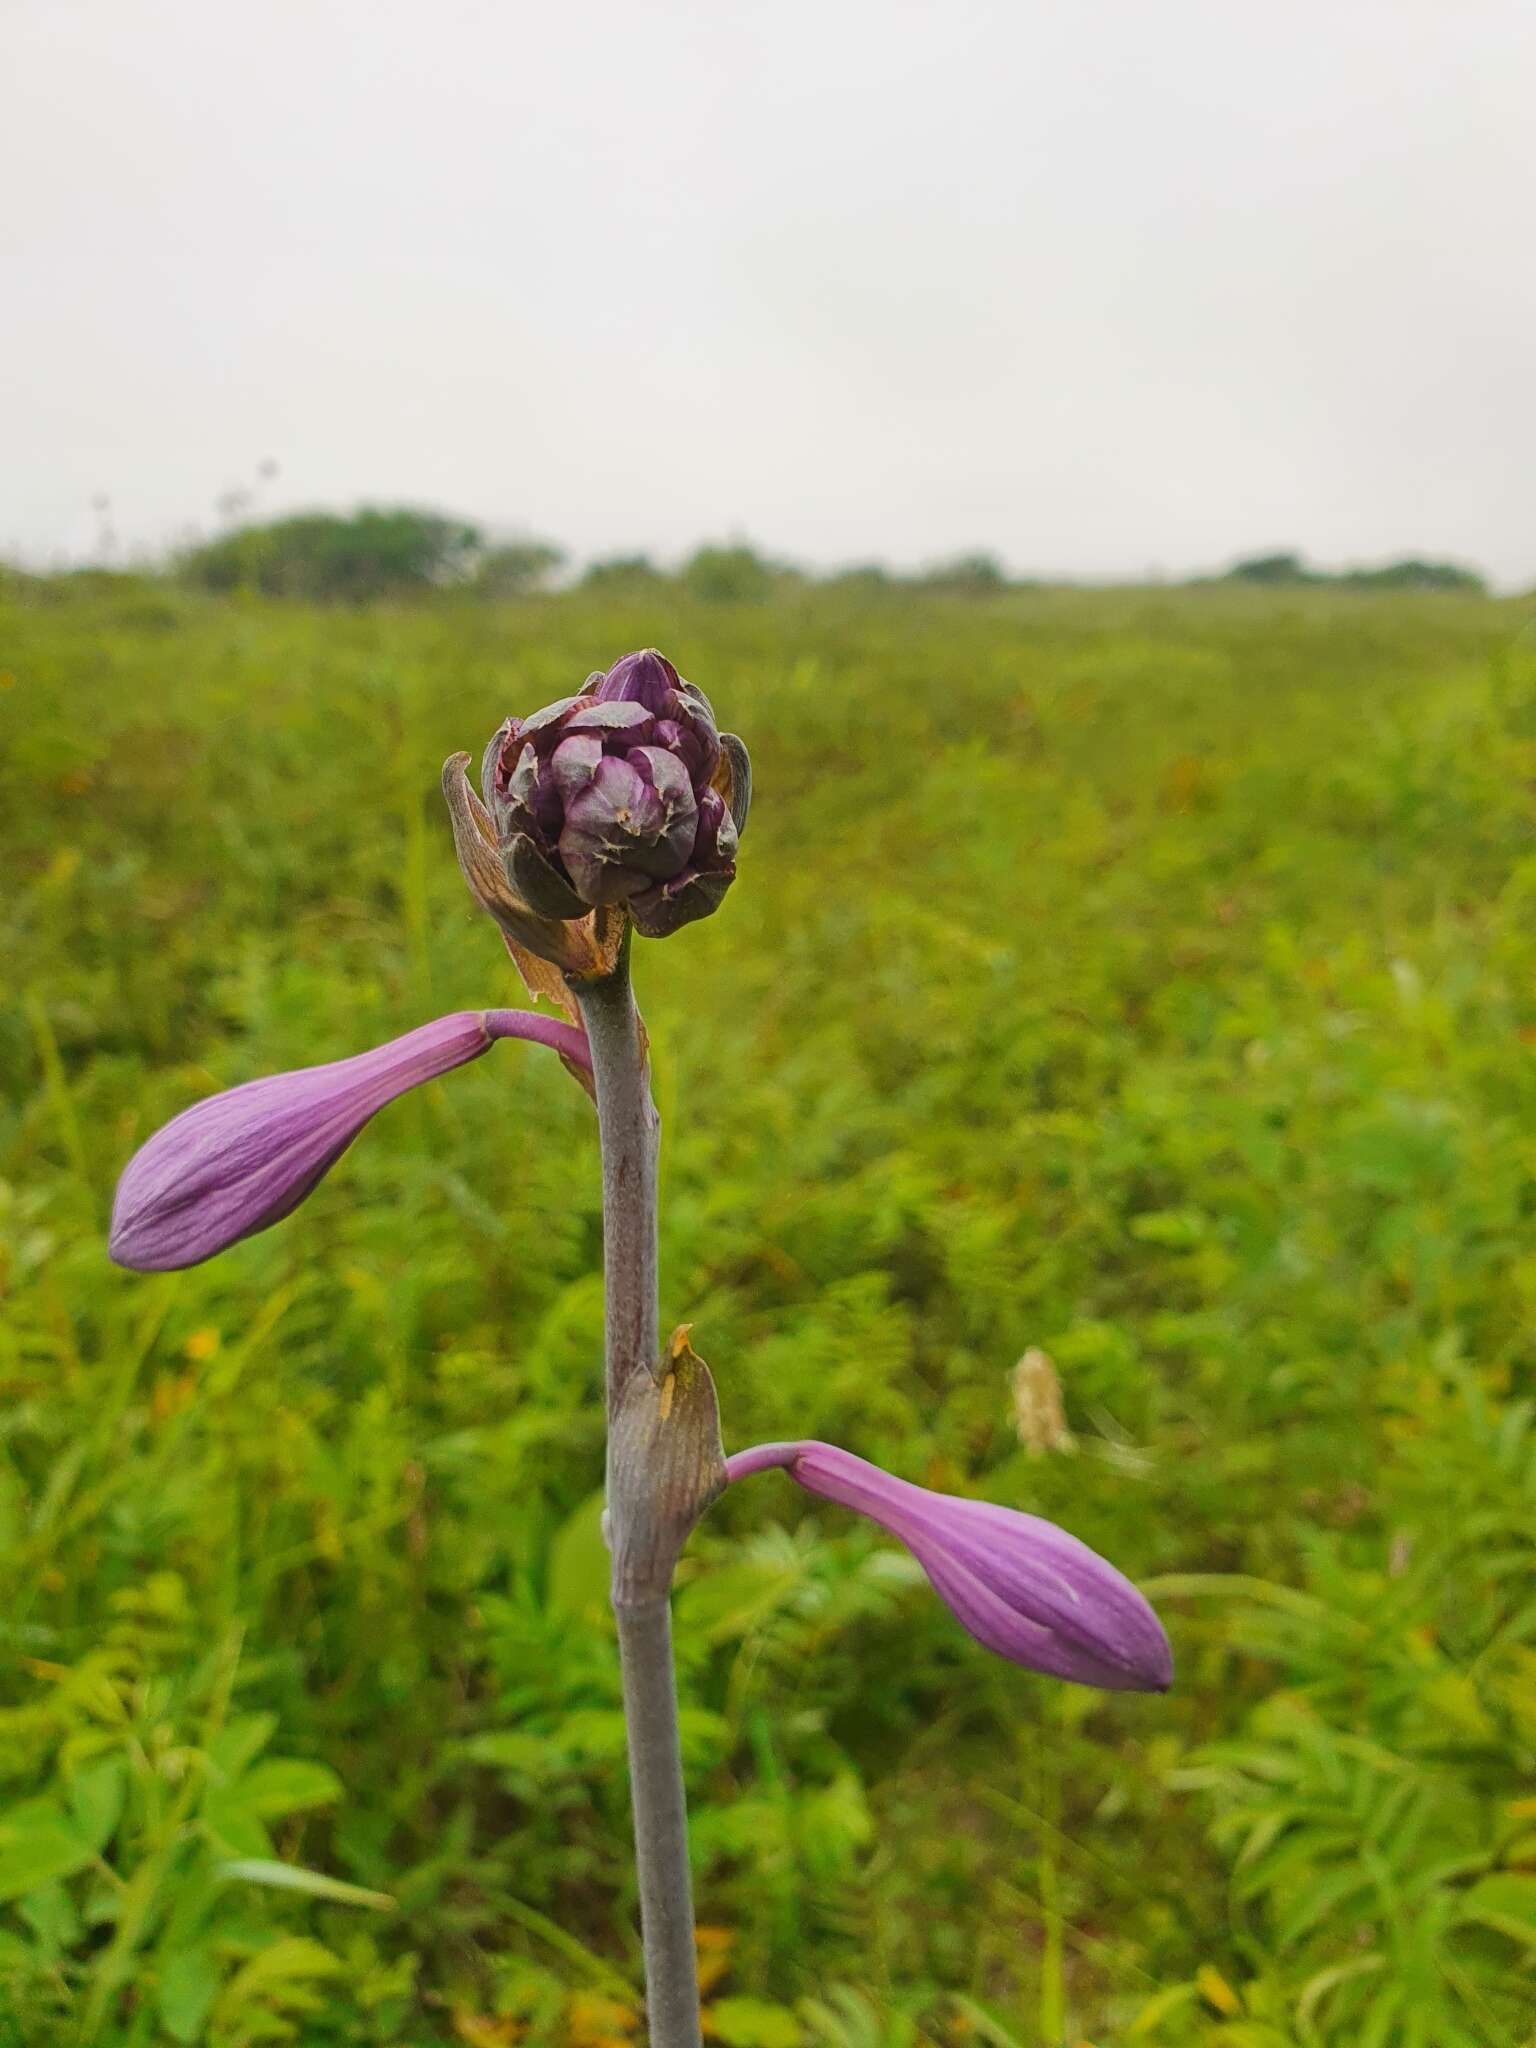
[111,647,1171,2046]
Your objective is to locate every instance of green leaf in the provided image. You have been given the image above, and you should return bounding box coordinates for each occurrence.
[200,1732,340,1853]
[67,1757,126,1855]
[234,1758,344,1818]
[158,1944,222,2046]
[214,1935,342,2023]
[201,1749,339,1851]
[1128,1207,1209,1247]
[1458,1873,1536,1946]
[200,1795,274,1860]
[676,1556,806,1643]
[1126,1983,1198,2036]
[708,1995,803,2048]
[208,1713,278,1782]
[0,1799,94,1904]
[19,1880,81,1951]
[546,1488,610,1620]
[452,1731,557,1775]
[215,1858,395,1911]
[949,1996,1028,2048]
[555,1709,630,1763]
[1276,1862,1374,1946]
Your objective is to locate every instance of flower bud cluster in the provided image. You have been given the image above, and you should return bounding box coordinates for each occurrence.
[483,649,749,940]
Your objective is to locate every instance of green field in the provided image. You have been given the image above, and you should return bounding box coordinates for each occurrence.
[4,579,1536,2046]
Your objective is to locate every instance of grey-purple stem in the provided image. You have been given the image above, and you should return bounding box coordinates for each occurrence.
[570,946,702,2048]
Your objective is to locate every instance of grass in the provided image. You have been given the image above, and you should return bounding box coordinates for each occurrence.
[3,577,1536,2045]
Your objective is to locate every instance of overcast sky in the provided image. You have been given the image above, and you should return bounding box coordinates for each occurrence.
[6,0,1535,584]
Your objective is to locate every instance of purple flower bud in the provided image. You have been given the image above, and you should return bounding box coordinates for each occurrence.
[109,1010,591,1272]
[724,1442,1171,1693]
[592,648,680,714]
[484,649,749,939]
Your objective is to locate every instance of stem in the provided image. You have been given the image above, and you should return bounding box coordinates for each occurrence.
[572,944,702,2048]
[572,948,660,1416]
[615,1599,700,2048]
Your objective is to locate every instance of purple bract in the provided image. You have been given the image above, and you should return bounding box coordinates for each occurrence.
[724,1441,1172,1692]
[109,1009,590,1272]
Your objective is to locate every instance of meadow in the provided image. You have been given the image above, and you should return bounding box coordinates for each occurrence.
[3,576,1536,2046]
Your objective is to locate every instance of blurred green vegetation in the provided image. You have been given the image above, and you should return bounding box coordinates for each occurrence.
[177,509,491,603]
[22,497,1486,610]
[1220,552,1487,594]
[3,579,1536,2046]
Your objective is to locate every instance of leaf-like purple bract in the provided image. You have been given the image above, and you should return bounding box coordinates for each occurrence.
[724,1441,1172,1692]
[483,649,748,939]
[109,1009,590,1272]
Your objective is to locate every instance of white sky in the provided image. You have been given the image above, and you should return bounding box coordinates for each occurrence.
[5,0,1535,584]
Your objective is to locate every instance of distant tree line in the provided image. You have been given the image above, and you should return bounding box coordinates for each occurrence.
[169,508,1027,606]
[177,509,559,603]
[1,506,1498,606]
[1218,549,1486,594]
